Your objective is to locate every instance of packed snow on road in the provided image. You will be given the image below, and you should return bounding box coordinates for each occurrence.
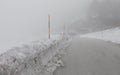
[81,27,120,44]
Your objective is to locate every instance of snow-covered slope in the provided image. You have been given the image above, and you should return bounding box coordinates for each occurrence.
[0,34,62,55]
[81,27,120,44]
[0,34,71,75]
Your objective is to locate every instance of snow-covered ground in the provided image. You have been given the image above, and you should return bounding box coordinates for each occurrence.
[0,34,71,75]
[0,34,63,55]
[81,27,120,44]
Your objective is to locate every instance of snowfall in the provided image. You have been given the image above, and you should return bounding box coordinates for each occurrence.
[81,27,120,44]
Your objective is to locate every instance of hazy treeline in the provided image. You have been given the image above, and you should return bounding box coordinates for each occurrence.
[88,0,120,27]
[70,0,120,33]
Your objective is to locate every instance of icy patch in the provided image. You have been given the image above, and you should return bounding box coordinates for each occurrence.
[81,27,120,44]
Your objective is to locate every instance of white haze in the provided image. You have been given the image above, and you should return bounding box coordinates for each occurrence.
[0,0,91,50]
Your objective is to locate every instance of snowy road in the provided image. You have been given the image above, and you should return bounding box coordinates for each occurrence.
[55,36,120,75]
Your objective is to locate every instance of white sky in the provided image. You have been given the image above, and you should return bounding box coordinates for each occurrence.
[0,0,91,50]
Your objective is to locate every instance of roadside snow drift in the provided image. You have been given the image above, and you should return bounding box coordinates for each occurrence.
[0,35,70,75]
[81,27,120,44]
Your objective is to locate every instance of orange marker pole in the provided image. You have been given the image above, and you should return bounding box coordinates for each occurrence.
[48,15,51,39]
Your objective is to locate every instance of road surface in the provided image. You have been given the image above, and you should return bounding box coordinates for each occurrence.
[55,36,120,75]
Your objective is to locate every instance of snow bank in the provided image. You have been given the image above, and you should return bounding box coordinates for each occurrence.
[81,27,120,44]
[0,35,70,75]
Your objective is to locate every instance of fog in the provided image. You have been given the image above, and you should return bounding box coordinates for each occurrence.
[0,0,91,50]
